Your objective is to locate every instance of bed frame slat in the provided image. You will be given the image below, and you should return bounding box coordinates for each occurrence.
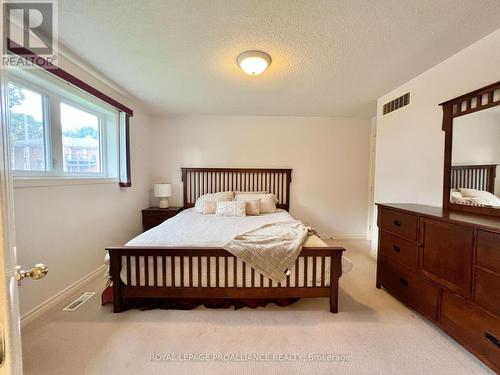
[135,256,140,286]
[321,255,326,287]
[207,256,211,287]
[126,256,131,286]
[172,256,176,287]
[153,256,158,287]
[162,256,167,287]
[295,258,300,287]
[224,256,228,288]
[216,256,220,287]
[312,256,317,287]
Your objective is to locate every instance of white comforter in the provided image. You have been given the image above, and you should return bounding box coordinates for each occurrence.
[127,208,303,247]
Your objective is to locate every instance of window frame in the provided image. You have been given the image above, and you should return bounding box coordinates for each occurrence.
[7,71,119,185]
[59,99,107,178]
[7,78,51,176]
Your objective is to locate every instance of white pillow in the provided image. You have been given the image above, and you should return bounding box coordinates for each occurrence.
[458,188,500,207]
[235,193,277,213]
[459,188,496,199]
[470,196,500,207]
[450,189,471,205]
[194,191,234,213]
[215,201,246,217]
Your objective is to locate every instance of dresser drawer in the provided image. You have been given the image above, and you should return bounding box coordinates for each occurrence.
[476,230,500,274]
[378,256,439,320]
[474,268,500,317]
[379,231,418,270]
[380,208,418,241]
[440,291,500,373]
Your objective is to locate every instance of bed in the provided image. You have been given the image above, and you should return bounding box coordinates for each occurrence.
[106,168,347,313]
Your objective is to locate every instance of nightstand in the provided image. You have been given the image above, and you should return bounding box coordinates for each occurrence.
[142,207,183,231]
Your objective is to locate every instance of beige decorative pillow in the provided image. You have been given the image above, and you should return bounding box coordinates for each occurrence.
[235,193,277,213]
[194,191,234,213]
[215,201,246,217]
[245,199,261,215]
[202,201,217,214]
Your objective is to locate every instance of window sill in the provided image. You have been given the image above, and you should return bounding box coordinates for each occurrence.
[13,177,119,188]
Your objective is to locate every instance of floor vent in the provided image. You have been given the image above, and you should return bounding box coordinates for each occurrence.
[383,92,410,115]
[63,292,96,311]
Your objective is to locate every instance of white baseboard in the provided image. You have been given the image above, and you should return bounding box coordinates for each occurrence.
[21,264,106,329]
[319,234,368,241]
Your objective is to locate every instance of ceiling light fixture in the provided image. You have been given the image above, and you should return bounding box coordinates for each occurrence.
[236,50,272,75]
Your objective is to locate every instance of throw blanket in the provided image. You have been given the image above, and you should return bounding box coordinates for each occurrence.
[223,220,311,283]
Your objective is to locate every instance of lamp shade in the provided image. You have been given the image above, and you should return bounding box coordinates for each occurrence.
[154,183,172,198]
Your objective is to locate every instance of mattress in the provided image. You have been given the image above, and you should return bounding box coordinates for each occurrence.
[109,208,352,287]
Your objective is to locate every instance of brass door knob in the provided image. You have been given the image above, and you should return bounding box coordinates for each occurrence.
[15,264,48,285]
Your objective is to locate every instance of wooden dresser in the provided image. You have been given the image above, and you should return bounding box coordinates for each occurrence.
[376,203,500,372]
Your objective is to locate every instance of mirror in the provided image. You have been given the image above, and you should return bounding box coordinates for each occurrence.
[450,107,500,209]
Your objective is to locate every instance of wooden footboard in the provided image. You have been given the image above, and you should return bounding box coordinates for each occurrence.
[106,246,345,313]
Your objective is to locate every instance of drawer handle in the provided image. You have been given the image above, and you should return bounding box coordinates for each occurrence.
[399,277,408,287]
[393,219,401,227]
[485,332,500,349]
[392,245,401,253]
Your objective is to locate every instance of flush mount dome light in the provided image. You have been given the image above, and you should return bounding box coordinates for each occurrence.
[237,50,272,75]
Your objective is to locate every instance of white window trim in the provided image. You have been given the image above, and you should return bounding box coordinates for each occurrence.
[13,177,118,188]
[7,71,120,185]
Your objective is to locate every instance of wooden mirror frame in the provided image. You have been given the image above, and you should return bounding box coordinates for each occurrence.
[441,80,500,217]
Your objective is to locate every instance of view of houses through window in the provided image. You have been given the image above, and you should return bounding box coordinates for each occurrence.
[7,79,109,177]
[8,83,47,171]
[60,102,101,173]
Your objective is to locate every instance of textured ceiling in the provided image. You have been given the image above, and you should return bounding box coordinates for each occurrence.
[55,0,500,116]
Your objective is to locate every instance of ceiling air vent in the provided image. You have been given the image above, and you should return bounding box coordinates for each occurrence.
[383,92,410,115]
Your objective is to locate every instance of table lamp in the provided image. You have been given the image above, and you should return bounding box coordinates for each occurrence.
[154,183,172,208]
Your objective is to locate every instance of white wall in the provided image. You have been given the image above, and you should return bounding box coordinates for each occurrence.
[150,115,371,237]
[13,56,153,315]
[372,28,500,253]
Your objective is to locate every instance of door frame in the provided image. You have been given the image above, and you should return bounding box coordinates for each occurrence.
[0,6,23,371]
[366,116,377,240]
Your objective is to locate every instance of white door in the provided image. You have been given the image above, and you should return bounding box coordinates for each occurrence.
[0,33,23,374]
[366,116,377,240]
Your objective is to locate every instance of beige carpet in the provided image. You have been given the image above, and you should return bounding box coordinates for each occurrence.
[21,240,493,375]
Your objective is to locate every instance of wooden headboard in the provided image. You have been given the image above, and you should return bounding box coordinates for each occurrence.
[181,168,292,211]
[450,164,498,193]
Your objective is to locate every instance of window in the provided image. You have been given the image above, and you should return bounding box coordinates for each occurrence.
[7,69,119,182]
[60,103,101,174]
[8,83,48,171]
